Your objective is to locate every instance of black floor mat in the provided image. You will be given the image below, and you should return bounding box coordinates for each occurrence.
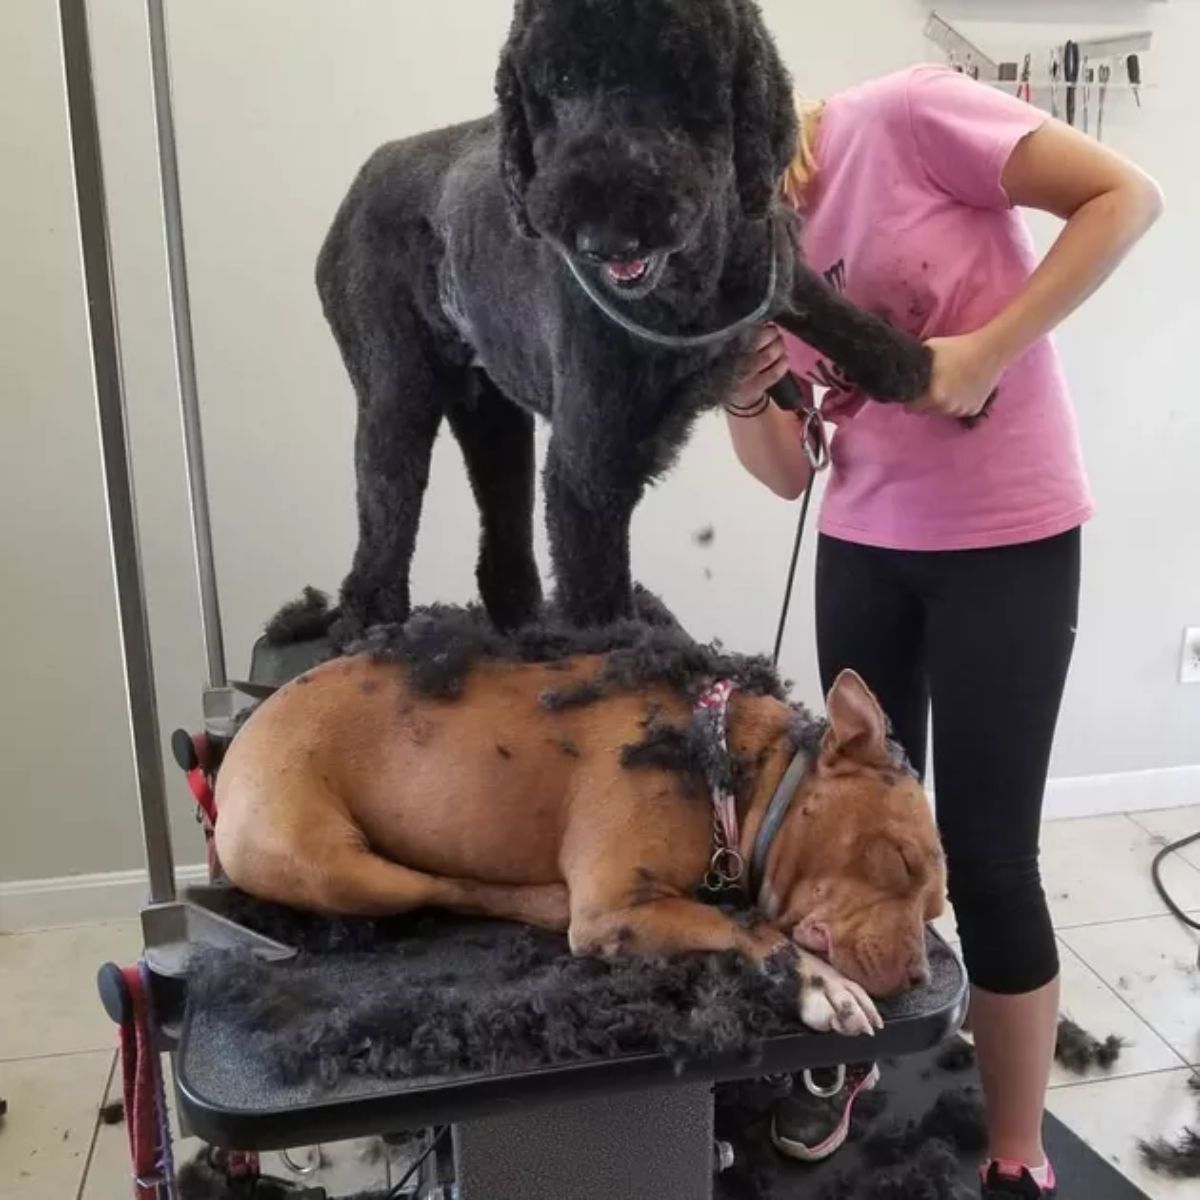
[715,1043,1149,1199]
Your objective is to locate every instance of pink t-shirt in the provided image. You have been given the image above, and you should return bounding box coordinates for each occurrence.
[783,65,1094,551]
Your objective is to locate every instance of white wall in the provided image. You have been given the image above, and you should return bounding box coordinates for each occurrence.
[0,2,141,881]
[1,0,1195,886]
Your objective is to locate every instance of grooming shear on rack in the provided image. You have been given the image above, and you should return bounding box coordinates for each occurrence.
[1017,54,1032,103]
[1097,64,1111,142]
[1049,49,1061,120]
[1063,40,1081,127]
[1127,54,1143,107]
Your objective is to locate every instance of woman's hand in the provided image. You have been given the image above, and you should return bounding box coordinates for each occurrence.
[729,324,791,411]
[908,332,1005,420]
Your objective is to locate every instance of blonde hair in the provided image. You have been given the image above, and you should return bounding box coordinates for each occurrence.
[782,101,826,208]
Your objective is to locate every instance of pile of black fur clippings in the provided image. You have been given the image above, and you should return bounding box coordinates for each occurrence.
[1139,1073,1200,1179]
[1054,1015,1125,1074]
[823,1086,985,1200]
[261,586,791,704]
[716,1079,986,1200]
[186,892,806,1089]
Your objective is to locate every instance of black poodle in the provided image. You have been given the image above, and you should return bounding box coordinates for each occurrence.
[316,0,930,638]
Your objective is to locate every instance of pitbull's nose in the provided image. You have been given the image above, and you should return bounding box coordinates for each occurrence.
[908,960,931,988]
[575,226,642,262]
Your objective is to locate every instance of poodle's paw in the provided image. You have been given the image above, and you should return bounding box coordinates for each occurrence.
[852,330,932,405]
[795,951,883,1037]
[333,577,410,650]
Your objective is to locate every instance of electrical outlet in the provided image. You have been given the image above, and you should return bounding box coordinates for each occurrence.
[1181,627,1200,684]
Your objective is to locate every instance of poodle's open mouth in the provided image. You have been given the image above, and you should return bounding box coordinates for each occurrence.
[595,251,670,300]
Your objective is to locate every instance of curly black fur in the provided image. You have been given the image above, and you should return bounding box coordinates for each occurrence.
[1139,1074,1200,1179]
[621,719,698,773]
[809,1090,981,1200]
[1055,1015,1125,1074]
[539,679,605,710]
[185,896,803,1088]
[263,586,335,645]
[859,1140,970,1200]
[1140,1127,1200,1179]
[861,1086,986,1167]
[345,599,791,707]
[316,0,932,643]
[935,1037,977,1073]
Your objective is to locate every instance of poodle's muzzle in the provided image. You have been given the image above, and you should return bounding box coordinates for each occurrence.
[525,113,717,301]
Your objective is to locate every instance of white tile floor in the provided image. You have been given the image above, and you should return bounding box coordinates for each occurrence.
[1,809,1198,1199]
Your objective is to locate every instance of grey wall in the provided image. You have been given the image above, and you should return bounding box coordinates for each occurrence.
[1,0,1195,883]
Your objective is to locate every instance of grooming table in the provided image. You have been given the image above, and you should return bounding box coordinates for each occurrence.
[173,925,965,1138]
[154,634,969,1198]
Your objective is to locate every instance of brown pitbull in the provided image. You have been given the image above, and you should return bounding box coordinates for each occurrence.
[215,654,945,1036]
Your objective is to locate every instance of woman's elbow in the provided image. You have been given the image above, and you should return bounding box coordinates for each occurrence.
[1128,170,1165,230]
[1142,177,1165,227]
[770,476,808,502]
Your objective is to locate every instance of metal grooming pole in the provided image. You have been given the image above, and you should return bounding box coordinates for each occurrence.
[144,0,242,738]
[145,0,226,693]
[59,0,176,905]
[60,0,292,971]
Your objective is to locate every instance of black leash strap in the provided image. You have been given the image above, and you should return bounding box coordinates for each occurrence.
[772,407,830,666]
[772,481,815,667]
[558,223,782,351]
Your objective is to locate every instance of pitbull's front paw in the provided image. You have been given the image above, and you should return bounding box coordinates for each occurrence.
[796,950,883,1037]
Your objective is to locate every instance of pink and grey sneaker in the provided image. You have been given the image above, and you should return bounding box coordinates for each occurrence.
[771,1062,881,1163]
[980,1159,1058,1199]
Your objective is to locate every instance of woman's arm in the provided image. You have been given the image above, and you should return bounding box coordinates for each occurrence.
[725,325,815,500]
[914,120,1164,419]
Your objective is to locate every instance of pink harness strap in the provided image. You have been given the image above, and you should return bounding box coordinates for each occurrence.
[695,680,746,889]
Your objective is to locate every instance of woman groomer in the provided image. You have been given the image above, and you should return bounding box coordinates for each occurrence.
[728,66,1162,1199]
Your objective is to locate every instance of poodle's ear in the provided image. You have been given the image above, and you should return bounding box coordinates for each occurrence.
[495,17,538,239]
[731,1,798,219]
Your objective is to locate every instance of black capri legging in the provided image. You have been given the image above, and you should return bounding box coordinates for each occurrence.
[816,527,1081,996]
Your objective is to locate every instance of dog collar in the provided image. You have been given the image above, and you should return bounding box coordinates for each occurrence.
[695,680,813,899]
[695,680,746,889]
[749,746,811,898]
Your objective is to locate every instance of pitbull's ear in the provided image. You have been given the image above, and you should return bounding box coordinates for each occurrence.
[495,20,538,239]
[824,669,890,762]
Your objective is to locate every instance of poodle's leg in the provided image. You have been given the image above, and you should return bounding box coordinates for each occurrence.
[446,375,543,630]
[333,314,453,643]
[778,264,933,404]
[543,443,641,626]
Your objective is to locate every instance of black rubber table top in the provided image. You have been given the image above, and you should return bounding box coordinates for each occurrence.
[176,929,965,1150]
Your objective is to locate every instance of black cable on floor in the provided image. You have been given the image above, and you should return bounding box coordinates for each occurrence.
[1151,830,1200,932]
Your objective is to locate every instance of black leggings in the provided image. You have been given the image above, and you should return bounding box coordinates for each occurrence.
[816,528,1081,996]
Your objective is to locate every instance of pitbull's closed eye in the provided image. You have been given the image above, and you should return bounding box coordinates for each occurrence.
[864,838,923,894]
